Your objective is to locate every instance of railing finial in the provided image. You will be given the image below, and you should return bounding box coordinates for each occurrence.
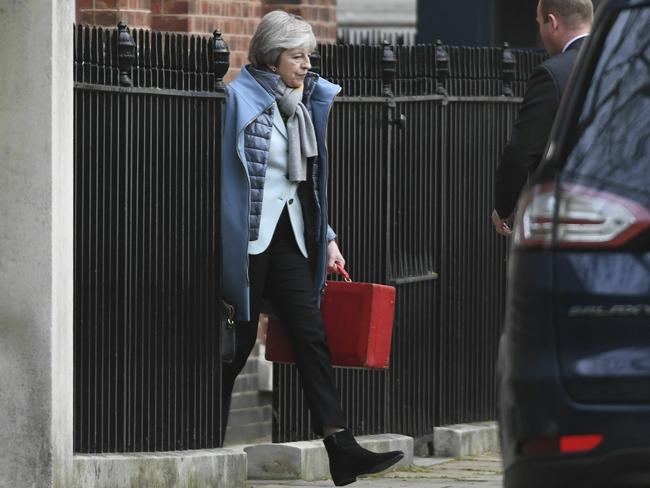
[435,39,449,96]
[213,29,230,91]
[381,40,396,97]
[501,41,516,97]
[117,21,136,87]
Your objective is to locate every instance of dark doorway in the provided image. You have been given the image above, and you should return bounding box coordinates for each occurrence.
[495,0,540,48]
[417,0,543,48]
[416,0,496,45]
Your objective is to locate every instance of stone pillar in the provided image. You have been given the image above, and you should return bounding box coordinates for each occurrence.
[0,0,74,487]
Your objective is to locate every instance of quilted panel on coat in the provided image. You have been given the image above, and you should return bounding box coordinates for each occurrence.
[243,108,273,240]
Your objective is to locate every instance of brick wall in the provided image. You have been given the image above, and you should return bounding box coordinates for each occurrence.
[76,0,336,77]
[262,0,336,41]
[77,0,152,29]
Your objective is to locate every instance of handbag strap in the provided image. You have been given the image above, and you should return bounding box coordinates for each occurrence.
[335,263,352,282]
[221,300,236,327]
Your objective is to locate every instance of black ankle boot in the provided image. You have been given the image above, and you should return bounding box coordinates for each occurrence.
[323,429,404,486]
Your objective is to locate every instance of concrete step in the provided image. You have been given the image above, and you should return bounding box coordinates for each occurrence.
[245,433,413,481]
[433,421,499,457]
[231,372,258,393]
[228,405,272,426]
[229,390,271,410]
[74,448,247,488]
[239,357,258,376]
[223,421,272,447]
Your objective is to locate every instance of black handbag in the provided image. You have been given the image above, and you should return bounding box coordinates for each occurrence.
[221,300,236,363]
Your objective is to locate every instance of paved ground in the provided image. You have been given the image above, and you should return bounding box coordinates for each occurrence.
[249,453,503,488]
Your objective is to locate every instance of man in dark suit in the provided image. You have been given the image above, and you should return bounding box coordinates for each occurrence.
[492,0,593,235]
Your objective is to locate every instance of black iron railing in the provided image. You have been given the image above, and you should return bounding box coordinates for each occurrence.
[73,23,226,453]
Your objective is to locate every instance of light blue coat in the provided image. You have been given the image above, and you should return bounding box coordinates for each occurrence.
[221,66,341,321]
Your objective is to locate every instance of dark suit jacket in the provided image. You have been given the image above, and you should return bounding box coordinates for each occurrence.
[494,37,587,218]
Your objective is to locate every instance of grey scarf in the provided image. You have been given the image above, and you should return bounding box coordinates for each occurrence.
[272,80,318,182]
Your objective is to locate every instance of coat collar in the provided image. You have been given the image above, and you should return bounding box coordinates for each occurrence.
[563,34,588,53]
[227,66,275,119]
[227,65,341,123]
[310,75,341,106]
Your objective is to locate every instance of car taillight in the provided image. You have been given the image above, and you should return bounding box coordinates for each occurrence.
[520,434,604,455]
[514,183,650,249]
[560,434,604,453]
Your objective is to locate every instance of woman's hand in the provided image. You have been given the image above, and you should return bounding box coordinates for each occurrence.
[491,209,512,236]
[327,240,346,274]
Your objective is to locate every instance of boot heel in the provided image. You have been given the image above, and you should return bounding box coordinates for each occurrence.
[332,475,357,486]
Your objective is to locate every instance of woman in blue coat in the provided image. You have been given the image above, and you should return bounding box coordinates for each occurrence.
[220,10,403,486]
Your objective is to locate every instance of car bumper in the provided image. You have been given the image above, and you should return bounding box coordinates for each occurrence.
[505,448,650,488]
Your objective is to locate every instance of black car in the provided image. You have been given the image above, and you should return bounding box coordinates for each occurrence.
[498,1,650,487]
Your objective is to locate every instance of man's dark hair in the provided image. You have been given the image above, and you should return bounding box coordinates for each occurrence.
[540,0,594,28]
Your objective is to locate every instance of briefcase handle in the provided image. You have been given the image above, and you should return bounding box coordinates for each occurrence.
[335,263,352,282]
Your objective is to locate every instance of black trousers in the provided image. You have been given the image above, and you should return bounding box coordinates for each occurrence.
[221,208,347,443]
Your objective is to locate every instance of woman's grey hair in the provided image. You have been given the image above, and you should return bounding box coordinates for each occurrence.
[248,10,317,68]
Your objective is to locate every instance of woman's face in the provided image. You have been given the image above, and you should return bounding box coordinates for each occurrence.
[273,48,312,88]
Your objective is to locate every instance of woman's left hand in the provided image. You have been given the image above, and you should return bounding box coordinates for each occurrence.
[327,240,346,274]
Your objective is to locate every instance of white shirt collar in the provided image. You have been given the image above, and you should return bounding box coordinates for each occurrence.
[562,34,589,53]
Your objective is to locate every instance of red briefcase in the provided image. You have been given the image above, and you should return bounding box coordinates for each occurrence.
[265,264,396,369]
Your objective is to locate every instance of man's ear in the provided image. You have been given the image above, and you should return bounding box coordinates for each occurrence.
[547,13,560,31]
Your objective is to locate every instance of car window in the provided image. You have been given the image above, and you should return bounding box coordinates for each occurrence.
[562,7,650,201]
